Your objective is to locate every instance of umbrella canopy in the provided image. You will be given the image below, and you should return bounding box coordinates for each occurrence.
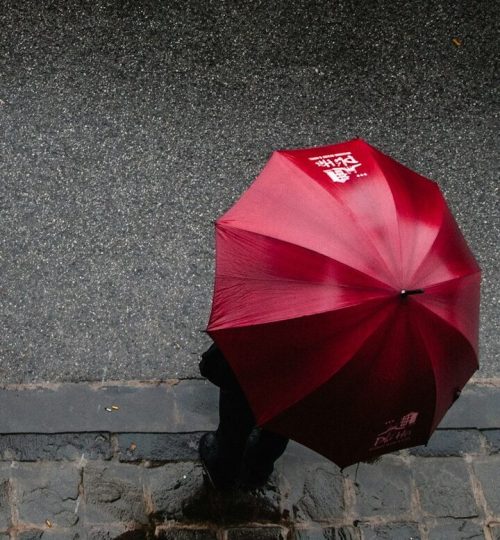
[207,139,481,468]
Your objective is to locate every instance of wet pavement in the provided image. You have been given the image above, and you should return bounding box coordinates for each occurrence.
[0,380,499,539]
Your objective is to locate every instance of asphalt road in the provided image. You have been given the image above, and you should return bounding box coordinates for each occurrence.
[1,0,498,383]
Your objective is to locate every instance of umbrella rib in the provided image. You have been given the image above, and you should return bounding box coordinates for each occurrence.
[210,295,393,333]
[279,151,399,284]
[364,144,404,279]
[405,205,463,285]
[407,228,443,285]
[215,274,391,291]
[415,270,481,291]
[258,299,398,426]
[412,300,479,361]
[409,302,479,435]
[218,222,394,290]
[406,312,439,436]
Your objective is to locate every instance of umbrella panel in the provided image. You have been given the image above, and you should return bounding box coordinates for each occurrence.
[263,298,477,468]
[209,224,393,331]
[210,298,398,429]
[218,148,400,287]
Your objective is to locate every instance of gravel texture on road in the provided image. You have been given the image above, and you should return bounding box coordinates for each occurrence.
[0,0,498,383]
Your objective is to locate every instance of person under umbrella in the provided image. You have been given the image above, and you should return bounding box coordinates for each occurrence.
[199,342,289,490]
[200,138,481,484]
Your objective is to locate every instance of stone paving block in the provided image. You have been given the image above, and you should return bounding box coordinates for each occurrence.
[358,522,421,539]
[144,462,205,521]
[275,442,345,522]
[440,385,500,429]
[87,525,142,540]
[13,463,81,528]
[425,518,484,539]
[226,526,287,539]
[473,457,500,515]
[345,456,413,518]
[17,531,83,539]
[0,383,218,434]
[155,528,217,539]
[17,533,43,540]
[0,467,11,530]
[489,524,500,540]
[0,433,112,461]
[294,526,360,539]
[413,458,478,518]
[295,467,344,522]
[117,433,201,462]
[409,430,484,457]
[482,430,500,454]
[82,462,148,525]
[182,477,283,525]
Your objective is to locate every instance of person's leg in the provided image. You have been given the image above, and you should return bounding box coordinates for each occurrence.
[199,343,289,489]
[199,344,255,488]
[240,428,289,488]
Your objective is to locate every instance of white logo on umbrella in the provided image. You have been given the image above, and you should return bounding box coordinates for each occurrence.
[309,152,368,183]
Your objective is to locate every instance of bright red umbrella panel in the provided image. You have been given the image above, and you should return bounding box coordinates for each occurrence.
[207,138,481,468]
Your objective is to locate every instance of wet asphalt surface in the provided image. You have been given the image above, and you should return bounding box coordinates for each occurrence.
[0,0,498,383]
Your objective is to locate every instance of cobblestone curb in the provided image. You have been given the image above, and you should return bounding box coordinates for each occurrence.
[0,381,498,539]
[1,381,499,434]
[0,438,498,539]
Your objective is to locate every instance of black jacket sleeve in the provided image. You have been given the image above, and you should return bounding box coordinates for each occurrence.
[199,343,240,391]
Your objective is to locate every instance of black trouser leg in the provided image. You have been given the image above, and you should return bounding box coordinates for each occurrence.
[214,386,255,474]
[244,428,289,479]
[217,384,289,482]
[200,343,289,485]
[250,429,289,469]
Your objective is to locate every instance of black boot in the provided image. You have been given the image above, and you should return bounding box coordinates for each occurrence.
[198,344,257,490]
[199,432,241,490]
[239,428,289,489]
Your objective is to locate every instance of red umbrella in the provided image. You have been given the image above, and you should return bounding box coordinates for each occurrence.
[207,139,481,468]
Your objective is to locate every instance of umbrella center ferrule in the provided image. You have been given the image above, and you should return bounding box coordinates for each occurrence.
[400,289,424,298]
